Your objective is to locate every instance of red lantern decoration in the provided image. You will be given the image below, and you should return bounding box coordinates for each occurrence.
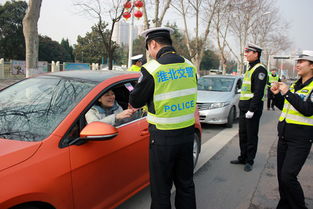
[134,10,143,19]
[123,12,131,20]
[134,0,144,8]
[123,1,132,9]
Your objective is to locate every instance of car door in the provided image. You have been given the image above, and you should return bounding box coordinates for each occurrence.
[66,82,150,209]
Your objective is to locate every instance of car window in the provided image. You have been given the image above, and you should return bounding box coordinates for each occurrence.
[235,79,242,92]
[198,77,235,92]
[0,76,97,142]
[84,81,145,127]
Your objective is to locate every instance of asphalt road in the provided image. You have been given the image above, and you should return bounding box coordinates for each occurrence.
[117,110,313,209]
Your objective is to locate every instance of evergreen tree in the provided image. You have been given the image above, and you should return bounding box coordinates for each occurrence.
[0,1,27,60]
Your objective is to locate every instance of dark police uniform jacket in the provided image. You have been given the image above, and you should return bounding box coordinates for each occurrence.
[129,46,195,145]
[239,60,268,112]
[273,77,313,139]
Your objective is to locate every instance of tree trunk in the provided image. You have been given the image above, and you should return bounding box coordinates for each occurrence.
[23,0,42,78]
[108,51,113,70]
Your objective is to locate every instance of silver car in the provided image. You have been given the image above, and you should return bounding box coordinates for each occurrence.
[197,75,242,128]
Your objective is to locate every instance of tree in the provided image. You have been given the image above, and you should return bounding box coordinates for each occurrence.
[200,49,219,71]
[132,36,146,56]
[39,36,72,62]
[212,0,232,74]
[74,0,126,70]
[165,22,190,59]
[172,0,222,74]
[23,0,42,77]
[73,25,122,64]
[61,38,75,62]
[226,0,291,74]
[142,0,172,29]
[0,1,27,60]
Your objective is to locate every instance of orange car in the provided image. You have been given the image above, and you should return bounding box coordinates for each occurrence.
[0,70,201,209]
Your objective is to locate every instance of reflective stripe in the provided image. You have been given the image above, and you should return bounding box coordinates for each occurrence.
[144,60,161,73]
[280,111,287,119]
[154,88,197,101]
[282,114,313,124]
[282,103,294,112]
[184,58,194,66]
[241,93,254,97]
[147,113,194,124]
[243,81,251,84]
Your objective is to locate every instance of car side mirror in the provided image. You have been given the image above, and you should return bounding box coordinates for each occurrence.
[68,122,118,146]
[80,121,118,141]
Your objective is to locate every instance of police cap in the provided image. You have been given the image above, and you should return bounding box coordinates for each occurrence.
[131,54,144,62]
[296,50,313,62]
[245,43,262,53]
[140,27,174,49]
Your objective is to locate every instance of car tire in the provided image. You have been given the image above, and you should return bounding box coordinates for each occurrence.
[193,133,201,168]
[226,106,235,128]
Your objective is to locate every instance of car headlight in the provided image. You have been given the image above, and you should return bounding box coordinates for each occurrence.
[198,102,230,110]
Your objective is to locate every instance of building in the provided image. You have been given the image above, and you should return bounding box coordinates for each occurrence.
[112,21,140,46]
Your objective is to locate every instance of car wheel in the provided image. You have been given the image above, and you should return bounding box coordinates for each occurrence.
[193,133,201,168]
[226,106,235,128]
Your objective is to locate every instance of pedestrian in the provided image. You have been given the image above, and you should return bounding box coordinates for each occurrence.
[230,43,268,172]
[280,75,287,83]
[129,27,197,209]
[267,68,281,110]
[271,50,313,209]
[127,54,144,71]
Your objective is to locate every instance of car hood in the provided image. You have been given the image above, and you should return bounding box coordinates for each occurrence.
[197,90,233,103]
[0,139,42,171]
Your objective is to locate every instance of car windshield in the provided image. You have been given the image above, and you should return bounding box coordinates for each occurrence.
[0,76,97,142]
[198,77,235,92]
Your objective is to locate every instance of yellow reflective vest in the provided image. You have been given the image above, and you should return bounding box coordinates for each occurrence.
[268,74,280,87]
[143,59,197,130]
[127,65,141,72]
[240,63,266,101]
[279,80,313,126]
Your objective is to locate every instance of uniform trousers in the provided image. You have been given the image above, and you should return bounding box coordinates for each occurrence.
[238,109,263,165]
[276,136,312,209]
[267,89,275,109]
[149,134,196,209]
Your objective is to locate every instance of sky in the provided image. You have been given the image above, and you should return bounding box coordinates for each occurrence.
[1,0,313,52]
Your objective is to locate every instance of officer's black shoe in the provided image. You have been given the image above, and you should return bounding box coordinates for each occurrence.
[244,163,253,172]
[230,159,245,164]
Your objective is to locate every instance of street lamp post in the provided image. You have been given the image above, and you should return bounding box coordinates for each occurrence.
[122,0,143,68]
[128,9,134,68]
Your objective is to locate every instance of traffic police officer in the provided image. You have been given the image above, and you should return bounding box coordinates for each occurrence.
[267,68,281,110]
[230,43,268,172]
[127,54,144,71]
[129,27,197,209]
[271,50,313,209]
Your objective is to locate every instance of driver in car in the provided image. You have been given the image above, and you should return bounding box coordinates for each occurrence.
[85,90,136,126]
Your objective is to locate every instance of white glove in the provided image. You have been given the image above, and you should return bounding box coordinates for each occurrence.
[245,111,254,119]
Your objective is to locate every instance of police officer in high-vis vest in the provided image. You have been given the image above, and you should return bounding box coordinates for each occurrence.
[127,54,144,72]
[230,43,268,172]
[271,50,313,209]
[129,27,197,209]
[267,68,281,110]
